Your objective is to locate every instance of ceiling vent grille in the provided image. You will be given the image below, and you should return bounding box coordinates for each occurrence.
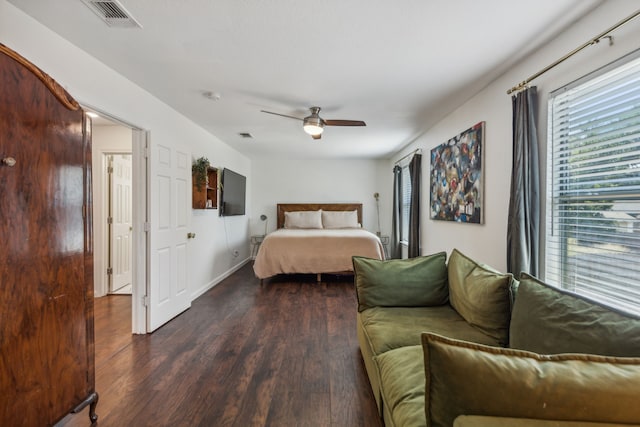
[81,0,142,28]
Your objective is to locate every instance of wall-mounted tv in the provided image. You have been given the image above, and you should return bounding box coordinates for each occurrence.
[220,168,246,216]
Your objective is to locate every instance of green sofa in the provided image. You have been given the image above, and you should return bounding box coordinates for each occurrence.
[353,249,640,427]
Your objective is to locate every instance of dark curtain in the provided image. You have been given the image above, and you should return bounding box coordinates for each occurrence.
[507,86,540,277]
[408,154,422,258]
[390,165,402,259]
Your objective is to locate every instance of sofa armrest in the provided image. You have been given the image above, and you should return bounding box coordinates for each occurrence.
[454,415,640,427]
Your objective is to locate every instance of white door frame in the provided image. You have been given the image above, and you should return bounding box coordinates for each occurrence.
[131,129,149,334]
[107,153,133,293]
[85,104,149,334]
[98,150,132,296]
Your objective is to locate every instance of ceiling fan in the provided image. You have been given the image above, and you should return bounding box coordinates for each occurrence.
[261,106,366,140]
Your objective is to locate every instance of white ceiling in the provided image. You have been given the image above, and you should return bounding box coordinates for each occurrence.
[10,0,602,159]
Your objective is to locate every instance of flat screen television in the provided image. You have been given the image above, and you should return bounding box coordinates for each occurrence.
[220,168,246,216]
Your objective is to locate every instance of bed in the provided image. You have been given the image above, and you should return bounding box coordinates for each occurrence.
[253,203,385,281]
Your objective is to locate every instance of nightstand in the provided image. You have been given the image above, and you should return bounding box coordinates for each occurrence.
[251,235,265,258]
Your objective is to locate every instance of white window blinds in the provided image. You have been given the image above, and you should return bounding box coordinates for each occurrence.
[546,53,640,315]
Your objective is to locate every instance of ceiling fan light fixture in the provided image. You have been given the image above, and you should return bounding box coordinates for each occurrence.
[261,106,364,139]
[303,117,324,136]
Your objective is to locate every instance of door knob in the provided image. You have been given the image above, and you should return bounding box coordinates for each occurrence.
[2,157,16,167]
[187,232,196,239]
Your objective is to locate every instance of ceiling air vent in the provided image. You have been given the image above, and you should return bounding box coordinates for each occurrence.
[81,0,142,28]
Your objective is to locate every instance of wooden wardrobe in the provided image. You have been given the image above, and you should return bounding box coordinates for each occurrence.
[0,44,98,425]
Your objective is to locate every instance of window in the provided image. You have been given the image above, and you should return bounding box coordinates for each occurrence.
[546,53,640,315]
[400,164,412,243]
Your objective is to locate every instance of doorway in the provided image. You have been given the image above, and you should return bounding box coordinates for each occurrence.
[87,106,189,334]
[107,153,133,294]
[88,109,148,334]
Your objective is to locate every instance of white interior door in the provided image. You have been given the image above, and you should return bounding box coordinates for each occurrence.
[148,143,191,332]
[109,154,133,293]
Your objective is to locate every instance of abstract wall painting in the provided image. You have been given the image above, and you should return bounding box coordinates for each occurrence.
[430,122,485,224]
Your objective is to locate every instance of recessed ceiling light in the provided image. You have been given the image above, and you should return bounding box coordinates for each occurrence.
[203,91,222,101]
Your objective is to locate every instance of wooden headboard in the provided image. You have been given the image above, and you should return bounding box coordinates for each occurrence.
[277,203,363,229]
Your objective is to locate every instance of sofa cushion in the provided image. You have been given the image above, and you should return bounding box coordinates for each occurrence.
[375,345,426,427]
[510,274,640,356]
[454,416,637,427]
[422,333,640,427]
[353,252,448,312]
[359,305,500,356]
[447,248,513,345]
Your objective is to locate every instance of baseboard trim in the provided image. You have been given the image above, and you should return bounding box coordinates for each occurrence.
[190,257,252,300]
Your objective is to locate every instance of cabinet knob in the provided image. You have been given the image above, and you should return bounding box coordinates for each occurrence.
[2,157,16,167]
[187,232,196,239]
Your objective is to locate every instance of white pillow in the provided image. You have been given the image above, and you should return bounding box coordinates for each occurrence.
[321,210,359,229]
[284,210,323,229]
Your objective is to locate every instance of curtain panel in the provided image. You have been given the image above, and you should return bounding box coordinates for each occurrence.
[408,154,422,258]
[507,86,540,277]
[390,165,402,259]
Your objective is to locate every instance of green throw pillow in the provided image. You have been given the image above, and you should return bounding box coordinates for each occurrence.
[447,249,513,345]
[353,252,448,312]
[422,332,640,427]
[510,274,640,356]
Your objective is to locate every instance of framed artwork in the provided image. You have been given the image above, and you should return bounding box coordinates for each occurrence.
[430,122,485,224]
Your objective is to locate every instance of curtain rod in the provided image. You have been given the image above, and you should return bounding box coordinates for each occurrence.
[394,148,422,165]
[506,9,640,95]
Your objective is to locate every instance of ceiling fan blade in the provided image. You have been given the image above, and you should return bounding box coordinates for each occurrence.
[324,119,366,127]
[261,110,303,121]
[312,134,322,140]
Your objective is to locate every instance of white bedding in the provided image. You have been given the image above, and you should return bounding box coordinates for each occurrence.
[253,228,384,279]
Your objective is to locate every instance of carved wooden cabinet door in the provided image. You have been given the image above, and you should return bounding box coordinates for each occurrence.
[0,44,97,426]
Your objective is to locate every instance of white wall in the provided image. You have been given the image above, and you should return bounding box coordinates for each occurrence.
[1,1,251,303]
[390,1,640,272]
[6,0,639,285]
[251,157,389,236]
[92,125,133,297]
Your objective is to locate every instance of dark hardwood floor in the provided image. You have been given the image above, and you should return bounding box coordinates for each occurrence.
[57,264,382,427]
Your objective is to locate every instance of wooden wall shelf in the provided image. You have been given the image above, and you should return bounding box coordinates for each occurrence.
[193,166,218,209]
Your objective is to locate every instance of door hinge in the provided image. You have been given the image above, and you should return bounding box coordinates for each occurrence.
[142,295,150,307]
[107,216,113,224]
[144,147,150,158]
[144,222,151,232]
[107,166,113,174]
[107,267,113,275]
